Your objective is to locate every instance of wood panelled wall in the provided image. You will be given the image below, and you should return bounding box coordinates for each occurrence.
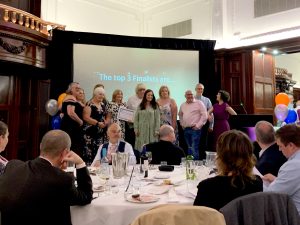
[215,49,275,115]
[0,76,50,160]
[252,50,275,115]
[0,0,51,161]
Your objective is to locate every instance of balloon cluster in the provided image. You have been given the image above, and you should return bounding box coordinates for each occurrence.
[274,93,297,124]
[45,92,67,129]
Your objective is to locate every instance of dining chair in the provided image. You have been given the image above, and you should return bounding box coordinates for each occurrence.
[130,204,226,225]
[219,192,300,225]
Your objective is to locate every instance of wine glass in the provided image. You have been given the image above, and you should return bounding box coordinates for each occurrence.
[145,152,153,169]
[97,166,110,194]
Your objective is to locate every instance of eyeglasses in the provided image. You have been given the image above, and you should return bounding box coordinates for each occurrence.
[138,89,145,91]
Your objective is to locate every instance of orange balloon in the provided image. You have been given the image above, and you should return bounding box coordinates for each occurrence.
[58,93,67,106]
[275,93,289,106]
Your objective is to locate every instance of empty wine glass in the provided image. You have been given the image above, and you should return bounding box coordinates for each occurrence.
[145,152,153,169]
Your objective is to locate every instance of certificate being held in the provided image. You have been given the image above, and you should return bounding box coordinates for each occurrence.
[117,106,135,122]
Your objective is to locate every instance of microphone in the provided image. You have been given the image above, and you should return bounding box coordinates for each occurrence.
[240,101,248,114]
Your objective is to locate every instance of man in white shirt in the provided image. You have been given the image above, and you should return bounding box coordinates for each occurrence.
[126,83,146,150]
[92,123,136,166]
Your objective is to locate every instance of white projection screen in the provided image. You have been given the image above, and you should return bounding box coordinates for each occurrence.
[73,44,199,106]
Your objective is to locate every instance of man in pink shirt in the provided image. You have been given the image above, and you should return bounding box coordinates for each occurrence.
[179,90,208,160]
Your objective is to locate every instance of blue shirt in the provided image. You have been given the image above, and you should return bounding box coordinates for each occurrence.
[195,95,213,128]
[264,150,300,214]
[195,95,212,110]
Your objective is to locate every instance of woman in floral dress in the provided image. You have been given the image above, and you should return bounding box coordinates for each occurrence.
[106,89,127,139]
[157,85,178,144]
[82,87,107,165]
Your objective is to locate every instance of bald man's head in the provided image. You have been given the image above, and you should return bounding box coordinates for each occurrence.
[159,125,176,142]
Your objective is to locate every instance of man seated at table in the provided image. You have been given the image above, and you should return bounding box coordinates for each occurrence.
[91,123,136,166]
[0,130,93,225]
[145,124,184,165]
[255,121,286,176]
[263,124,300,214]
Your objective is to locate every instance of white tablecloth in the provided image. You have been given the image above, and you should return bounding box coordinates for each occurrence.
[71,166,210,225]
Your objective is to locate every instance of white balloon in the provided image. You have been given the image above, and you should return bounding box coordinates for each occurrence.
[45,99,58,116]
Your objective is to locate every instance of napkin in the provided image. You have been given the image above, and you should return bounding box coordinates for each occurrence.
[174,186,197,199]
[167,187,179,203]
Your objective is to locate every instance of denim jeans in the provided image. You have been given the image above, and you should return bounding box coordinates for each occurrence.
[183,127,202,160]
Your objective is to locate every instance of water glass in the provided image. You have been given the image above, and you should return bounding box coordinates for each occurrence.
[145,152,152,164]
[160,161,167,166]
[205,151,217,169]
[194,160,203,167]
[180,157,186,167]
[65,161,75,176]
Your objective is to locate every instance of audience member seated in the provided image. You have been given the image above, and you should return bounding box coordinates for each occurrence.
[194,130,263,210]
[263,124,300,214]
[91,123,136,166]
[0,130,93,225]
[0,121,9,175]
[255,121,286,176]
[145,124,184,165]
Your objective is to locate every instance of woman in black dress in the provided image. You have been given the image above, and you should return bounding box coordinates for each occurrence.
[60,82,84,156]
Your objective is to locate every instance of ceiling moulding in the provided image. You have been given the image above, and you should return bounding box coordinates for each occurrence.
[82,0,201,13]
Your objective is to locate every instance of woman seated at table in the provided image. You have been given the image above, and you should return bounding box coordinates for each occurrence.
[193,130,263,210]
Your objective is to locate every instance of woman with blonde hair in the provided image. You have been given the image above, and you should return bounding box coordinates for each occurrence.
[157,86,178,131]
[106,89,127,139]
[194,130,262,210]
[82,87,107,165]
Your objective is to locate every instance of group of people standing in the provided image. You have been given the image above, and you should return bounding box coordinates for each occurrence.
[58,81,237,165]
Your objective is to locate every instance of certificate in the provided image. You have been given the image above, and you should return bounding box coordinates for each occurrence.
[117,107,135,122]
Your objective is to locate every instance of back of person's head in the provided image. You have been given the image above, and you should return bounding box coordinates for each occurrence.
[275,124,300,147]
[218,90,230,102]
[217,130,255,187]
[0,121,8,136]
[40,130,71,158]
[159,125,174,140]
[255,121,275,145]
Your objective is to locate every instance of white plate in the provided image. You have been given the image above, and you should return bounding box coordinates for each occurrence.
[148,186,171,195]
[126,194,159,203]
[154,174,170,179]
